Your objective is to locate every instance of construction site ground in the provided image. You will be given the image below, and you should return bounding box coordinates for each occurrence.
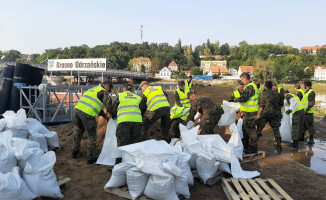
[49,85,326,200]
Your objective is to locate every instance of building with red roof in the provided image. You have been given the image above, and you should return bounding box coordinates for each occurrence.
[168,61,178,72]
[238,66,254,76]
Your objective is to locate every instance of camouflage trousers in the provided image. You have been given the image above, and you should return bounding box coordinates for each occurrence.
[72,109,97,161]
[199,108,224,135]
[169,118,184,138]
[116,122,142,147]
[242,112,258,149]
[256,111,282,145]
[141,107,171,142]
[301,113,315,137]
[291,109,304,140]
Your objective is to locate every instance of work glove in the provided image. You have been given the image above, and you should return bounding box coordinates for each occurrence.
[285,110,292,115]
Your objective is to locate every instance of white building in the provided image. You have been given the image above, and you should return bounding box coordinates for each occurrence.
[159,67,172,79]
[207,66,229,76]
[238,66,254,76]
[313,66,326,80]
[229,68,238,76]
[168,61,178,72]
[132,57,151,72]
[200,60,227,74]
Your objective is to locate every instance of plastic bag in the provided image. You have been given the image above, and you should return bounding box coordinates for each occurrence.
[0,131,17,173]
[11,138,40,160]
[28,131,48,152]
[122,151,135,163]
[143,175,178,200]
[237,118,243,139]
[7,129,29,139]
[104,162,134,188]
[227,123,243,160]
[0,166,37,200]
[43,131,60,148]
[3,109,27,130]
[218,101,239,126]
[175,175,190,198]
[126,167,149,200]
[24,118,49,134]
[96,119,118,165]
[280,111,293,143]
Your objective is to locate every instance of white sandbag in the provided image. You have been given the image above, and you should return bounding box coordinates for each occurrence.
[43,131,60,148]
[280,111,293,143]
[185,121,194,129]
[143,175,178,200]
[0,118,6,132]
[227,123,243,160]
[122,151,135,163]
[176,154,194,185]
[196,156,219,184]
[0,132,17,173]
[24,118,49,134]
[7,129,29,139]
[237,118,243,139]
[218,162,231,174]
[183,146,197,170]
[175,176,190,198]
[126,167,149,200]
[22,151,63,198]
[3,109,27,130]
[104,162,134,188]
[19,148,44,170]
[0,166,37,200]
[28,132,48,152]
[218,101,239,126]
[96,119,118,165]
[11,138,40,160]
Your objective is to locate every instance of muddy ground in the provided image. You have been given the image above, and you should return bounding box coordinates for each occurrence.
[49,85,326,200]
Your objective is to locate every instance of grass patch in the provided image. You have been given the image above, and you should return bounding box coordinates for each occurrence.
[280,82,326,93]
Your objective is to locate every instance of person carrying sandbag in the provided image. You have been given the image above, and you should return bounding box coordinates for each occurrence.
[283,90,305,148]
[72,81,113,164]
[184,90,223,134]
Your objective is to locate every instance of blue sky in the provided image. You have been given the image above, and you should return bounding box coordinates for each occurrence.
[0,0,325,54]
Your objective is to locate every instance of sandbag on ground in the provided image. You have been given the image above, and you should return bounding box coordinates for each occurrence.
[196,156,219,184]
[0,166,37,200]
[126,167,149,200]
[0,131,17,174]
[22,151,63,198]
[104,162,134,188]
[143,175,178,200]
[28,132,48,152]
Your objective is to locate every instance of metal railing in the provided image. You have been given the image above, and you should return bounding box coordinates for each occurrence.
[17,83,177,123]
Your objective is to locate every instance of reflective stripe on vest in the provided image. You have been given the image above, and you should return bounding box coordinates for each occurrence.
[170,105,190,120]
[75,86,105,117]
[117,91,142,124]
[302,89,315,113]
[240,82,259,112]
[176,88,191,108]
[143,86,170,111]
[233,90,241,98]
[288,93,304,114]
[278,87,281,94]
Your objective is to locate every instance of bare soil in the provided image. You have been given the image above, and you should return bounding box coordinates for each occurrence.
[49,85,326,200]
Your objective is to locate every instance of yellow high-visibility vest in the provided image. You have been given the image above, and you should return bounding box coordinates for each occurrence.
[170,105,190,120]
[176,88,191,108]
[143,86,170,111]
[75,86,105,117]
[185,80,192,90]
[288,93,304,114]
[233,90,241,98]
[240,82,259,112]
[117,91,142,124]
[302,89,315,114]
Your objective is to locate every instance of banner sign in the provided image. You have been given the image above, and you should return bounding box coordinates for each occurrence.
[48,58,106,71]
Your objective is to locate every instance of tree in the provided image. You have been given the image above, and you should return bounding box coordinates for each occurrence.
[178,71,187,79]
[151,58,162,73]
[203,48,212,57]
[184,46,195,68]
[191,67,202,75]
[220,43,230,56]
[68,45,88,58]
[0,51,2,60]
[252,58,275,82]
[2,50,21,61]
[214,40,220,55]
[31,54,40,62]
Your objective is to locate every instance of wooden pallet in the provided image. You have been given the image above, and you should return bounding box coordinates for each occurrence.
[241,151,266,164]
[222,178,293,200]
[104,186,149,200]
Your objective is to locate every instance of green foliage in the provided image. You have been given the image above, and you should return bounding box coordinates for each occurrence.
[191,67,202,75]
[2,50,21,61]
[31,54,40,62]
[178,71,187,79]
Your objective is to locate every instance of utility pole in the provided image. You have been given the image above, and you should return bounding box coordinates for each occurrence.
[141,25,143,43]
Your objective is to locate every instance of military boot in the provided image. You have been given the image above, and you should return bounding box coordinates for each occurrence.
[287,140,298,148]
[277,142,282,155]
[308,135,315,145]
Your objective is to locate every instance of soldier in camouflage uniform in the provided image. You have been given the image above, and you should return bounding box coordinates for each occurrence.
[185,90,224,134]
[301,80,316,145]
[283,90,304,148]
[72,81,113,164]
[234,72,260,154]
[256,81,283,154]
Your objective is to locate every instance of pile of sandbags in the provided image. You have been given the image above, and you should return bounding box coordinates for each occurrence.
[218,100,240,126]
[178,123,260,182]
[104,139,193,200]
[0,109,63,199]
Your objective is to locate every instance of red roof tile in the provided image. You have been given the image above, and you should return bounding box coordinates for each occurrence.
[240,66,254,72]
[135,57,151,63]
[168,61,177,66]
[210,66,229,73]
[314,66,326,69]
[301,46,326,51]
